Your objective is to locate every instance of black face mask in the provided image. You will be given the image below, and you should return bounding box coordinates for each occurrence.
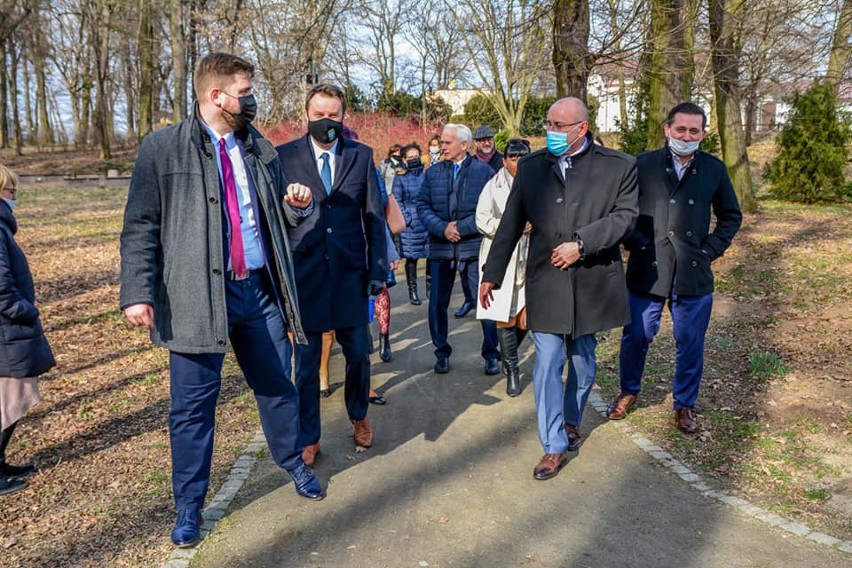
[226,94,257,130]
[308,118,344,145]
[406,158,422,169]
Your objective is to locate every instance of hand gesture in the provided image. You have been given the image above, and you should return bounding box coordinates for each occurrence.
[285,183,313,209]
[479,282,495,309]
[124,303,154,329]
[443,221,461,242]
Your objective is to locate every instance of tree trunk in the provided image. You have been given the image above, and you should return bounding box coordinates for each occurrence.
[0,39,8,149]
[681,0,697,100]
[8,41,23,155]
[170,0,187,121]
[552,0,591,101]
[137,0,155,140]
[91,1,112,159]
[709,0,756,212]
[646,0,685,150]
[34,47,53,146]
[123,36,136,141]
[23,57,34,144]
[826,0,852,96]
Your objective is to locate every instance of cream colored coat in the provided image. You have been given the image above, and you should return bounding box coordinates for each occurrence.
[476,167,529,323]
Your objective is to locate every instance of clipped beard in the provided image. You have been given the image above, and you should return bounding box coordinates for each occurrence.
[222,109,240,131]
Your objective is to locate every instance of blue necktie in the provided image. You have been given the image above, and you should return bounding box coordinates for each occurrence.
[453,162,460,179]
[320,152,332,194]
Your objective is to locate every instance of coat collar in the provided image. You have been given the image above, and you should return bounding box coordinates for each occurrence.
[0,200,16,235]
[659,146,701,192]
[300,133,359,194]
[188,102,276,163]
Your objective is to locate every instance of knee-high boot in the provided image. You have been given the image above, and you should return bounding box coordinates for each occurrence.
[405,259,421,305]
[0,421,36,478]
[497,328,522,397]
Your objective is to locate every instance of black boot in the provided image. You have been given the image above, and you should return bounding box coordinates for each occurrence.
[497,328,522,397]
[0,422,36,479]
[0,476,27,496]
[405,260,421,305]
[379,332,392,362]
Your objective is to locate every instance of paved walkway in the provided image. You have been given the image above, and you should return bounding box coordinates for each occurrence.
[183,284,849,568]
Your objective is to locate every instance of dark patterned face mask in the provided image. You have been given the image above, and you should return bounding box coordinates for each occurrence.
[308,118,344,144]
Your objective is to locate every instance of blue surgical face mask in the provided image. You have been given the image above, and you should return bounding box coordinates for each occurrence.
[3,198,15,211]
[668,137,700,157]
[546,130,569,156]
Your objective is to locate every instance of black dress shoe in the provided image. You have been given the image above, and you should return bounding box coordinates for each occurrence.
[0,461,37,479]
[171,508,203,547]
[454,300,475,318]
[319,389,331,398]
[369,394,387,405]
[434,357,449,374]
[484,358,500,375]
[0,476,27,496]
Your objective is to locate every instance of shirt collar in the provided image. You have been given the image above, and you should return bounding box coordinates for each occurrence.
[311,137,339,158]
[200,120,235,148]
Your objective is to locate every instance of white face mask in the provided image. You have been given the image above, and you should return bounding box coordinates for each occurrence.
[668,137,700,157]
[3,198,15,211]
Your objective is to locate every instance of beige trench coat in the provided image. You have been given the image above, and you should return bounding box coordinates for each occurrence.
[476,167,529,323]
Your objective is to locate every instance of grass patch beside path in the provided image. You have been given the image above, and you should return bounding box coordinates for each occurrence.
[596,198,852,540]
[0,184,260,567]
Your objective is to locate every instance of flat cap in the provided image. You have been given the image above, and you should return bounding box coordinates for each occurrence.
[472,125,495,139]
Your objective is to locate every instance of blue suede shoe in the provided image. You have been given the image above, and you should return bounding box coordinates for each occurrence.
[288,462,325,500]
[171,508,203,548]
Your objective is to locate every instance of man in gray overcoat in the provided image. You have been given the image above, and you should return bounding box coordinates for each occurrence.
[120,52,323,548]
[480,97,638,480]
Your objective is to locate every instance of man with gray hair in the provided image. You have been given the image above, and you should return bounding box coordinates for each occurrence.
[417,123,500,375]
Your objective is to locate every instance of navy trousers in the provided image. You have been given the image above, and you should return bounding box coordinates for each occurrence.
[294,325,371,447]
[428,259,499,361]
[619,289,713,410]
[168,271,301,511]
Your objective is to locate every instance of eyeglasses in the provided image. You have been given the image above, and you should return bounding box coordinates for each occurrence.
[542,120,585,132]
[2,186,16,196]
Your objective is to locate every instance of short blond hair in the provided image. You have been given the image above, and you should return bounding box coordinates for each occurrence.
[0,164,18,192]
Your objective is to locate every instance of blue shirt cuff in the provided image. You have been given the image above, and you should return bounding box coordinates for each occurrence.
[290,201,314,217]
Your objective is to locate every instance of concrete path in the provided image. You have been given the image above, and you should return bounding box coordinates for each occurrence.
[188,284,849,568]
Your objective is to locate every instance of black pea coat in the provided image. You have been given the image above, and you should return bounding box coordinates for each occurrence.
[0,203,55,377]
[277,135,388,332]
[625,148,742,297]
[483,135,639,337]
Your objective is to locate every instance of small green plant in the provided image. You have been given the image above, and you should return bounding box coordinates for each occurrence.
[804,488,830,501]
[748,351,788,380]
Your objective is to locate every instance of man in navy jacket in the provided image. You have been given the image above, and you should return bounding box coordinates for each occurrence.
[277,84,387,466]
[606,102,742,434]
[417,123,499,375]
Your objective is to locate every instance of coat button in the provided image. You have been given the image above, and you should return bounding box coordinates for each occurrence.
[212,268,221,275]
[209,197,218,204]
[689,199,695,205]
[651,261,658,267]
[327,228,332,234]
[686,231,693,237]
[691,260,698,267]
[669,199,676,204]
[217,339,225,346]
[667,230,674,238]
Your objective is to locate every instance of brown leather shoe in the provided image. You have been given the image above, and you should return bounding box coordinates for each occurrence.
[533,453,568,480]
[607,393,637,420]
[353,417,373,448]
[675,408,698,434]
[302,442,320,467]
[565,424,584,451]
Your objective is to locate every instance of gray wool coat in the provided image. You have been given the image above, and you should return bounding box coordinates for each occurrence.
[483,136,639,338]
[119,109,308,353]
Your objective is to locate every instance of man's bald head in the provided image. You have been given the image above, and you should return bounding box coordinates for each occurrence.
[546,97,590,154]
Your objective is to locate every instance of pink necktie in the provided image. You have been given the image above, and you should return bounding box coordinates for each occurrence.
[218,138,246,278]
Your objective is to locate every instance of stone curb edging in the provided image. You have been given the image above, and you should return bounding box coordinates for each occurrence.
[161,432,268,568]
[586,391,852,555]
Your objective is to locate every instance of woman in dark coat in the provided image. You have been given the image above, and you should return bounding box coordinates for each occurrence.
[0,164,55,496]
[392,143,428,304]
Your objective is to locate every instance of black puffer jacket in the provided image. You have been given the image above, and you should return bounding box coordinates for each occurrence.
[0,202,55,377]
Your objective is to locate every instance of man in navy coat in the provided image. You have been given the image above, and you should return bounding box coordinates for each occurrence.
[418,123,500,375]
[277,84,388,466]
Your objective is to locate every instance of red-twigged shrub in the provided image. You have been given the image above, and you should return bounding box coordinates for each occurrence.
[262,112,445,164]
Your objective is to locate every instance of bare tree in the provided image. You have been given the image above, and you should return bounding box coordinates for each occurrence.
[444,0,550,136]
[827,0,852,95]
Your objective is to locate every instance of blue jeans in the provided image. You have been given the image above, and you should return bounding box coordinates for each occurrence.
[531,332,597,454]
[428,259,499,361]
[619,289,713,409]
[168,271,301,510]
